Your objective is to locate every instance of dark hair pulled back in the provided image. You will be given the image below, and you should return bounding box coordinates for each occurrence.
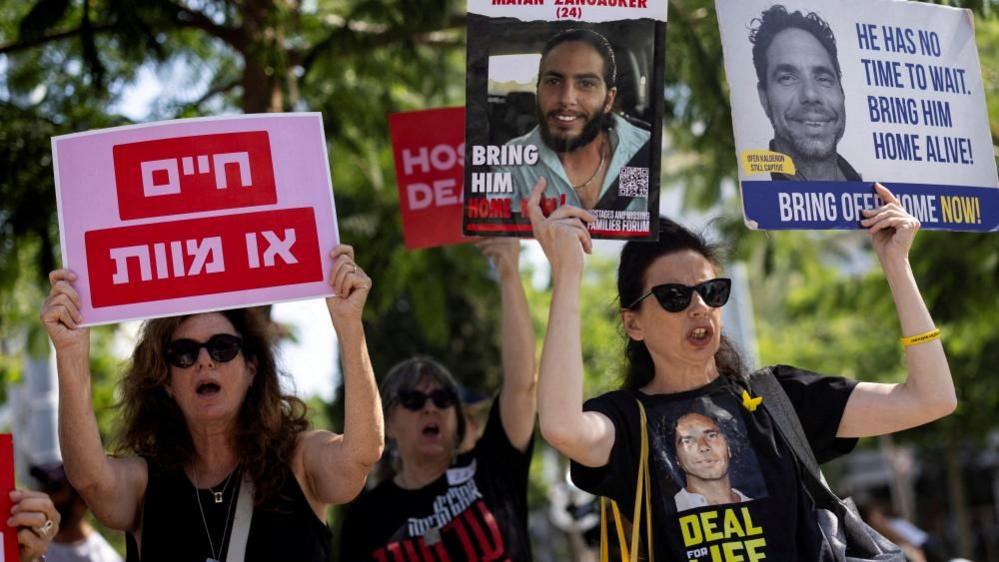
[618,218,747,391]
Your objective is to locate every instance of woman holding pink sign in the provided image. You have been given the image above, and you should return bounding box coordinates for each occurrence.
[40,244,383,562]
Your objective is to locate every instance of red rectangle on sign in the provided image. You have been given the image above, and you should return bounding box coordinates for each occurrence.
[85,208,322,308]
[389,108,472,249]
[113,131,278,220]
[0,434,17,562]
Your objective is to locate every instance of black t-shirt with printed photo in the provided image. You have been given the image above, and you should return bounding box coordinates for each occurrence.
[571,365,858,562]
[340,399,534,561]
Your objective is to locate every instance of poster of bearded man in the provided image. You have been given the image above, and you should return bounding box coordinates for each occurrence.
[464,1,667,240]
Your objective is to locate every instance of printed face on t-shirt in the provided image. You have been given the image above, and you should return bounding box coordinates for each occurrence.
[647,395,770,515]
[674,413,732,482]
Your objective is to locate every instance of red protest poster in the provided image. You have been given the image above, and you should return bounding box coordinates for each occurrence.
[389,107,472,250]
[0,434,17,562]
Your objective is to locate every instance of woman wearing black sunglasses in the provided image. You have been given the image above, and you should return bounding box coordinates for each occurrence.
[40,245,383,562]
[527,180,955,560]
[339,238,537,561]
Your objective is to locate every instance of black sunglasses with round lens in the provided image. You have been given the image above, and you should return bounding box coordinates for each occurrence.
[397,389,458,411]
[165,334,244,369]
[627,278,732,312]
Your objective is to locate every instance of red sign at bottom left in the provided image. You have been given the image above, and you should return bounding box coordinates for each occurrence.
[0,434,16,562]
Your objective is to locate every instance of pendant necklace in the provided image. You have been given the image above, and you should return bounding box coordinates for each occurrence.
[572,138,608,190]
[194,466,240,562]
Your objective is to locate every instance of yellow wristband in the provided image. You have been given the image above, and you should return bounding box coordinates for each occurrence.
[900,328,941,347]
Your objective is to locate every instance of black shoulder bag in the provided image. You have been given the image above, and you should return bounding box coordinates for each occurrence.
[749,368,905,562]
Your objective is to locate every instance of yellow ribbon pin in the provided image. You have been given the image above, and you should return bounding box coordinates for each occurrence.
[741,390,763,412]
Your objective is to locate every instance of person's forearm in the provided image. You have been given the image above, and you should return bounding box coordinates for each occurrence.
[496,261,538,449]
[337,322,384,468]
[537,271,589,457]
[56,351,115,494]
[499,265,537,397]
[883,256,955,416]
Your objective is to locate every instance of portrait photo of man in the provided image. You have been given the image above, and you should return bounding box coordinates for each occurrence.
[750,5,862,181]
[496,28,652,212]
[670,411,752,512]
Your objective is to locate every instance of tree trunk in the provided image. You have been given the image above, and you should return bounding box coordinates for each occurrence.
[240,0,283,113]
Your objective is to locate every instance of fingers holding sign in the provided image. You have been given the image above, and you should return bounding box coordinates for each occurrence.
[860,183,920,264]
[326,245,372,330]
[9,489,60,562]
[526,177,596,277]
[40,269,90,355]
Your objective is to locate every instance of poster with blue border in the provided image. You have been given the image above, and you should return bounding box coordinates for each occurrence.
[716,0,997,232]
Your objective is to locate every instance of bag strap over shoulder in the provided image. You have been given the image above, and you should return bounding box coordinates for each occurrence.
[749,368,822,478]
[749,368,904,560]
[600,398,654,562]
[225,473,254,562]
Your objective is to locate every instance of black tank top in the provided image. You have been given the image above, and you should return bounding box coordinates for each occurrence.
[126,459,332,562]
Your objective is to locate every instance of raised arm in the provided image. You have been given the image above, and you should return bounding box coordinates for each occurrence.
[299,246,384,507]
[477,238,537,451]
[526,179,617,467]
[837,183,956,438]
[40,270,147,531]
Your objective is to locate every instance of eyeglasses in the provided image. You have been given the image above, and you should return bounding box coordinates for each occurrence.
[397,389,458,411]
[627,278,732,312]
[165,334,244,369]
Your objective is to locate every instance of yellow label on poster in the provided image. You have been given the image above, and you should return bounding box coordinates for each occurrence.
[741,150,795,176]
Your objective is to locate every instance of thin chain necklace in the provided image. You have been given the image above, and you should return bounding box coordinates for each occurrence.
[207,467,237,504]
[572,138,608,190]
[193,466,240,562]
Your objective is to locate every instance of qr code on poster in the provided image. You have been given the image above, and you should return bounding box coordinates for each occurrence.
[618,167,649,198]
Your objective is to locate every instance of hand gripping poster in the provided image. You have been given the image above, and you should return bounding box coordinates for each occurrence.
[716,0,998,231]
[464,0,667,240]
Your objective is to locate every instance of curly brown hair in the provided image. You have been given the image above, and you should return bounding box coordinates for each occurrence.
[114,308,309,507]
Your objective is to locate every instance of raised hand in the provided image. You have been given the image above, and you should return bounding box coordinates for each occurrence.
[39,269,90,355]
[524,177,596,277]
[475,237,521,279]
[326,245,372,330]
[861,183,920,265]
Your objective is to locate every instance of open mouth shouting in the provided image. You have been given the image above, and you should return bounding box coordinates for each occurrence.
[687,325,714,347]
[195,379,222,398]
[421,422,442,439]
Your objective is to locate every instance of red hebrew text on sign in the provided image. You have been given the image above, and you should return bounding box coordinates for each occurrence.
[85,208,322,307]
[113,131,278,219]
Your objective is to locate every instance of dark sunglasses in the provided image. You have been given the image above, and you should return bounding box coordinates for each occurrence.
[165,334,244,369]
[627,278,732,312]
[397,389,458,411]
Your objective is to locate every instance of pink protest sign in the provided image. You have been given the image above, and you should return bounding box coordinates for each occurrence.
[52,114,338,326]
